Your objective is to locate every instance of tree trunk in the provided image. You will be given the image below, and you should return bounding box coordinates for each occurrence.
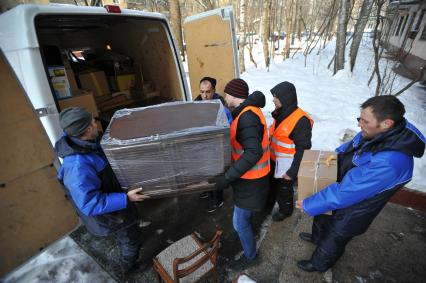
[291,0,299,45]
[349,0,373,72]
[170,0,185,61]
[334,0,350,74]
[195,0,215,11]
[271,0,278,60]
[372,0,385,96]
[262,0,271,68]
[284,0,294,59]
[238,0,247,73]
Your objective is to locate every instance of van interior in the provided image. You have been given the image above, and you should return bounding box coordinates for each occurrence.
[35,14,186,130]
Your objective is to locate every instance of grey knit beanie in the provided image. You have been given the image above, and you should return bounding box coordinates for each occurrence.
[59,107,92,136]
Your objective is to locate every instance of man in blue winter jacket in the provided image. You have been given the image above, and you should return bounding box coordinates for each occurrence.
[55,107,150,273]
[296,95,425,272]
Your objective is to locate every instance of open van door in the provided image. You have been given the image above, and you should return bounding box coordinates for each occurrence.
[0,50,79,276]
[184,6,239,100]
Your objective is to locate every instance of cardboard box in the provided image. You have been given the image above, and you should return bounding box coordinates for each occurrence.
[142,81,154,93]
[48,66,72,99]
[145,90,160,99]
[298,150,337,213]
[101,101,231,198]
[78,71,110,97]
[116,74,135,91]
[58,89,98,117]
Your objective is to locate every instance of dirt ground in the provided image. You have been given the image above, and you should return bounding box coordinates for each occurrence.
[70,188,426,283]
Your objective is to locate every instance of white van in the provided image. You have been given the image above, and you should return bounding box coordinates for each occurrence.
[0,3,238,276]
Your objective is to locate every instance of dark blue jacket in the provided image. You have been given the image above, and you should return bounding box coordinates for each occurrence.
[55,134,138,236]
[303,119,425,217]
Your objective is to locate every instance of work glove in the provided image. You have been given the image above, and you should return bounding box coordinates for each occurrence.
[208,173,230,191]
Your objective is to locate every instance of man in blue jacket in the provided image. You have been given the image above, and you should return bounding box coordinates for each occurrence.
[55,107,149,273]
[296,95,425,272]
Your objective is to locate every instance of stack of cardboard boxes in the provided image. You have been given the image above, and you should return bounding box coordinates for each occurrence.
[49,50,163,130]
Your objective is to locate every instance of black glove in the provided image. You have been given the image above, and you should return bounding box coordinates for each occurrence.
[208,173,230,190]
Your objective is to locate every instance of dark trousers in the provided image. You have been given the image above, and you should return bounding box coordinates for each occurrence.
[309,214,352,271]
[308,186,401,271]
[268,176,294,215]
[115,223,143,264]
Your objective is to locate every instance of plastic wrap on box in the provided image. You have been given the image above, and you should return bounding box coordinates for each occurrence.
[101,100,231,197]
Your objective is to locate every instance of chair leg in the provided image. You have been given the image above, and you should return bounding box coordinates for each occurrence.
[156,272,163,283]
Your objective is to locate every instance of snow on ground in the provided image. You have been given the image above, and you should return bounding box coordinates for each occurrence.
[3,35,425,283]
[3,237,114,283]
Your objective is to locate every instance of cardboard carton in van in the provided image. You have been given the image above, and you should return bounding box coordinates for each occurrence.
[0,4,238,276]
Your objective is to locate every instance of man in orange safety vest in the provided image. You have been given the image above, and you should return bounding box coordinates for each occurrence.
[209,78,270,267]
[269,81,313,222]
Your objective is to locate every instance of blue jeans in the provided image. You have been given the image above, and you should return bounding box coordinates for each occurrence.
[233,205,256,260]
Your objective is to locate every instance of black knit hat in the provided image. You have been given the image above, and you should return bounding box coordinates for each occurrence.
[200,76,217,89]
[59,107,92,136]
[224,78,249,99]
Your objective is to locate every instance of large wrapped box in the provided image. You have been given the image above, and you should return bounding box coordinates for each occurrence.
[298,150,337,214]
[101,101,231,197]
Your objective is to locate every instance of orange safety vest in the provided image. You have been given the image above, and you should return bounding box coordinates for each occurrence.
[230,106,271,179]
[269,107,314,162]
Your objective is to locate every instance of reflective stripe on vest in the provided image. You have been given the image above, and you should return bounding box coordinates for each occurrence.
[230,106,271,179]
[269,108,314,162]
[271,137,296,149]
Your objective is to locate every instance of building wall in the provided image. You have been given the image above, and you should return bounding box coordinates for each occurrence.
[388,2,426,60]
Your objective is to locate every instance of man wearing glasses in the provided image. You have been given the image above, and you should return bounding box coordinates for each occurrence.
[296,95,425,272]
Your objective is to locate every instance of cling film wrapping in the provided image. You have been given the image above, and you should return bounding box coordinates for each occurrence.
[101,100,231,197]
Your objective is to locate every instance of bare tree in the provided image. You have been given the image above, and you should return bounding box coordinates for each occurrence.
[349,0,374,72]
[283,0,295,59]
[238,0,247,73]
[261,0,272,68]
[334,0,350,74]
[195,0,216,11]
[291,0,299,45]
[170,0,185,61]
[393,66,426,96]
[371,0,385,96]
[245,1,261,68]
[90,0,101,6]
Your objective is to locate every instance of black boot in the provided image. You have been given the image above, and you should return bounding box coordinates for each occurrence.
[299,232,314,243]
[273,181,294,222]
[272,210,292,221]
[297,260,322,272]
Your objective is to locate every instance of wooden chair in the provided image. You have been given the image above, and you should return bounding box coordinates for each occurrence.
[153,229,223,283]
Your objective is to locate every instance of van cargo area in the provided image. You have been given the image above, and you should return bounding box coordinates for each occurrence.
[35,14,186,128]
